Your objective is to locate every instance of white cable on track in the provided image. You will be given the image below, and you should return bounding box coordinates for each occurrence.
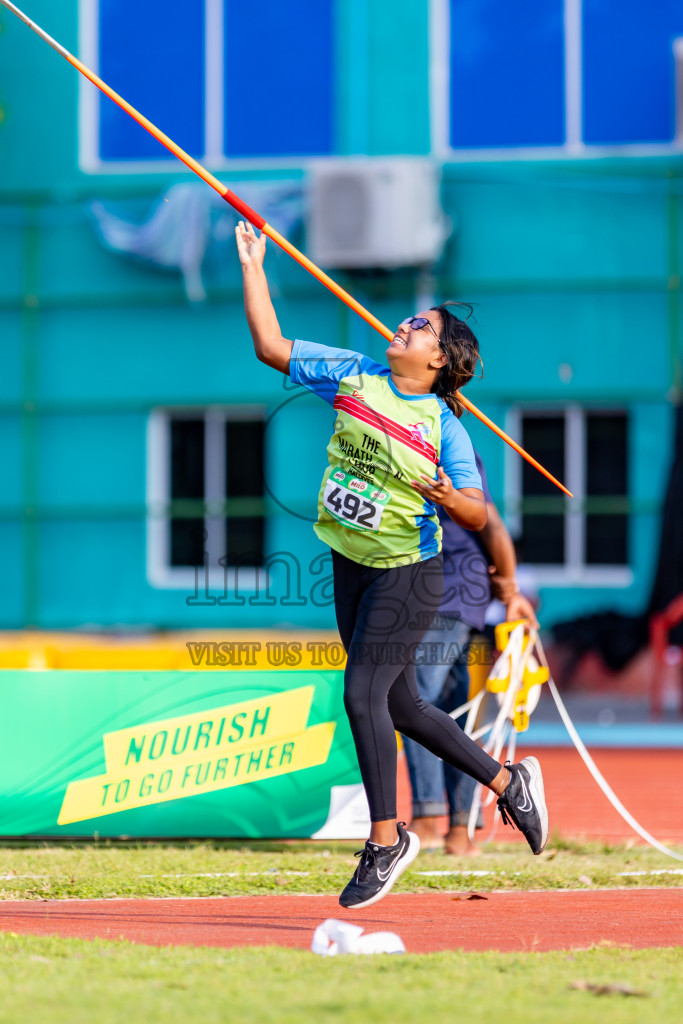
[535,635,683,863]
[452,625,683,860]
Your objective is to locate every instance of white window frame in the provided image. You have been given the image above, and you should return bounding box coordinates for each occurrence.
[78,0,334,173]
[146,406,267,591]
[429,0,682,161]
[505,405,634,587]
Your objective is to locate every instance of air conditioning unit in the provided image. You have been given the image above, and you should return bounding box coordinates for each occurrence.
[307,158,449,269]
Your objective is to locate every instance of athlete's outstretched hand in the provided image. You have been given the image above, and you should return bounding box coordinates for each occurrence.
[411,466,455,505]
[411,467,487,530]
[236,218,292,373]
[235,220,266,269]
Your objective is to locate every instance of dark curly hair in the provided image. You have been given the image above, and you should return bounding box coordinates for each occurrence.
[429,302,483,417]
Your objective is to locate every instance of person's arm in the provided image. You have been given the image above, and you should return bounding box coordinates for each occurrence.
[411,468,487,531]
[235,221,293,373]
[414,414,487,530]
[480,501,539,626]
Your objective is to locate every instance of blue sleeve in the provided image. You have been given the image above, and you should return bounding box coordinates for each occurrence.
[438,409,483,490]
[289,339,387,406]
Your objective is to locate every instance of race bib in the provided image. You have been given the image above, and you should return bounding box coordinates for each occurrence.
[322,469,390,532]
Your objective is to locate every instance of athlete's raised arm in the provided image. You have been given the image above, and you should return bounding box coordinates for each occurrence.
[235,220,293,374]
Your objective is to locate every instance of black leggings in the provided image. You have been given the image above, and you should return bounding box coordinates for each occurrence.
[333,549,501,822]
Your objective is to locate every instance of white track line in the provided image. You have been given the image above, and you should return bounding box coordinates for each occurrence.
[1,886,682,903]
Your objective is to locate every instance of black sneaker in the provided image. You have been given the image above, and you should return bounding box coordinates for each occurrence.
[497,756,549,855]
[339,821,420,910]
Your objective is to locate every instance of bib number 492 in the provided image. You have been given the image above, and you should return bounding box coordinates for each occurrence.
[322,473,388,532]
[326,485,376,527]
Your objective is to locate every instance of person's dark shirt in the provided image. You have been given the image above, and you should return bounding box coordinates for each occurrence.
[438,451,493,630]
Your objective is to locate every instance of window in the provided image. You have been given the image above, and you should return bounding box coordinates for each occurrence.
[147,408,266,589]
[518,415,566,565]
[434,0,683,155]
[583,0,683,145]
[506,407,631,584]
[447,0,565,150]
[81,0,334,168]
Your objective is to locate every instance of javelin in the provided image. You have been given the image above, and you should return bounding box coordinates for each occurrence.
[1,0,572,497]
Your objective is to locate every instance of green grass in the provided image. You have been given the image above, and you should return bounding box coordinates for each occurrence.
[0,836,681,900]
[0,934,681,1024]
[1,840,681,1022]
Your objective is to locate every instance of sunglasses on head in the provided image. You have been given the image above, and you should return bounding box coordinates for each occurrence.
[400,316,439,339]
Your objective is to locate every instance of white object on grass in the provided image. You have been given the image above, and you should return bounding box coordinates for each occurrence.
[311,919,405,956]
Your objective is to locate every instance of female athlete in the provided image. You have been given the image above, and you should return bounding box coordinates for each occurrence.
[236,221,548,910]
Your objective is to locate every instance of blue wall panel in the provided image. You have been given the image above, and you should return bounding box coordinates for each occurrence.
[266,394,334,527]
[583,0,683,144]
[449,0,564,148]
[0,524,24,628]
[38,520,147,627]
[0,417,22,508]
[443,173,669,282]
[0,315,22,402]
[0,222,25,303]
[98,0,205,159]
[538,582,642,625]
[462,291,670,399]
[37,415,146,507]
[36,306,276,404]
[38,208,185,303]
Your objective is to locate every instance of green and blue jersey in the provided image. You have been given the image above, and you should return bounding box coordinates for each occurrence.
[289,340,482,568]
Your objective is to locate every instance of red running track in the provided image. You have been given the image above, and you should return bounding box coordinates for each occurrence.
[1,748,681,953]
[1,890,682,953]
[397,747,683,845]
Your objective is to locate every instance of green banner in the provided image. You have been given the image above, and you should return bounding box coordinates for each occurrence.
[0,669,368,838]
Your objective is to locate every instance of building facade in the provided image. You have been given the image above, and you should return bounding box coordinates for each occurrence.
[1,0,681,630]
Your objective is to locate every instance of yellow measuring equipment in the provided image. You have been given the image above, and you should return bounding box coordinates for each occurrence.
[488,620,550,733]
